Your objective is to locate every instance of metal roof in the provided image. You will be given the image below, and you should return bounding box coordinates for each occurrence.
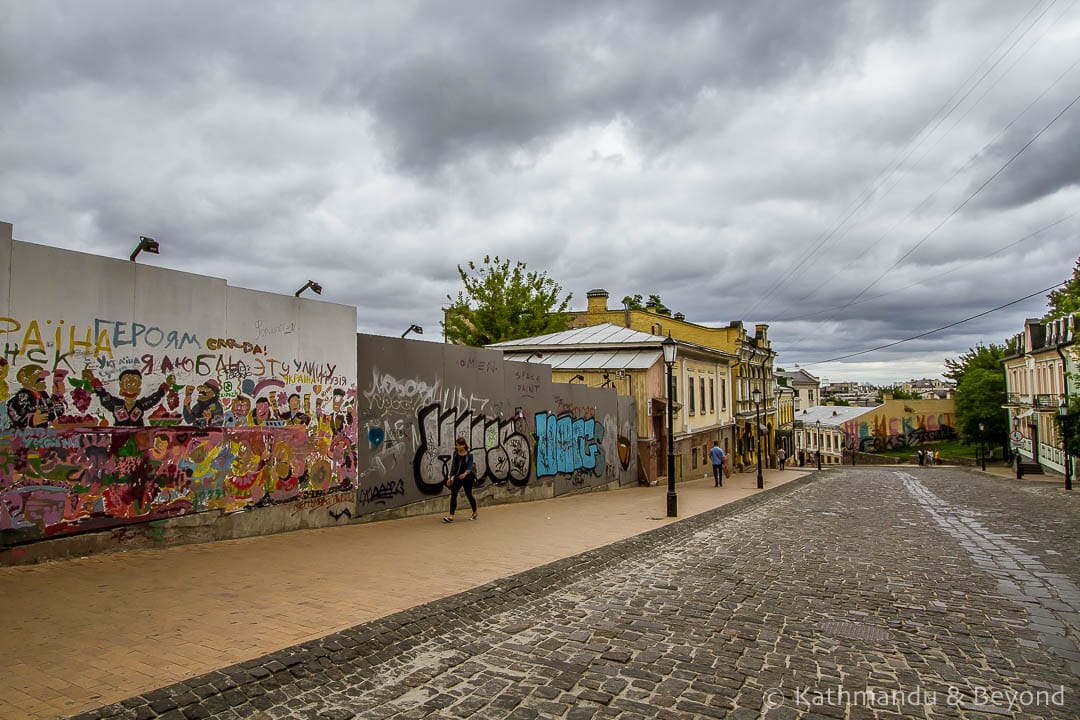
[796,405,880,426]
[489,323,662,348]
[505,349,662,371]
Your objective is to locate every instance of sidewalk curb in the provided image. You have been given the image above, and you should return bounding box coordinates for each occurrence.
[71,473,823,720]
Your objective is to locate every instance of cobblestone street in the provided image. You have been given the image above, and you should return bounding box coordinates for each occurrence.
[76,468,1080,719]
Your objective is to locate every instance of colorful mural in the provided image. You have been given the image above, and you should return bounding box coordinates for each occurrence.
[1,310,358,547]
[841,408,957,452]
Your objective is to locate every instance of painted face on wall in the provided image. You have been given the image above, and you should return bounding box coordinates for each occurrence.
[197,383,216,403]
[288,394,301,412]
[150,434,170,460]
[16,364,47,392]
[254,398,271,420]
[118,371,143,398]
[231,396,251,417]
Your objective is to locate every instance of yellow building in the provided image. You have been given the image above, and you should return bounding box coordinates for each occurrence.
[563,289,780,475]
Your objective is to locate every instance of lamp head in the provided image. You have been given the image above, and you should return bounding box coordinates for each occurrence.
[661,333,677,365]
[751,387,762,404]
[1059,398,1068,417]
[130,236,160,262]
[295,280,323,297]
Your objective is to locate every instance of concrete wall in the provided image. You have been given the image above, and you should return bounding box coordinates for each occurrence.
[354,335,637,519]
[1,227,359,557]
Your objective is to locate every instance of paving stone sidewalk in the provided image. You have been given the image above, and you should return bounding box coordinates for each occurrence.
[73,468,1080,719]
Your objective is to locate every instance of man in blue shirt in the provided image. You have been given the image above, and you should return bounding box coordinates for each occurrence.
[709,441,726,487]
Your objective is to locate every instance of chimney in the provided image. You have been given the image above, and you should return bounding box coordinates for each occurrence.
[586,288,609,313]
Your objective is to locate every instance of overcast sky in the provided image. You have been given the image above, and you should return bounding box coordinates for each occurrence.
[2,1,1078,385]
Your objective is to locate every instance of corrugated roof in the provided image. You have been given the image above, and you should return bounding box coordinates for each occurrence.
[505,349,662,370]
[490,323,661,348]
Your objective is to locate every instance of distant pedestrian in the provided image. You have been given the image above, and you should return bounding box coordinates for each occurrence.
[918,449,925,466]
[443,437,478,522]
[778,447,787,470]
[709,441,726,487]
[934,450,941,465]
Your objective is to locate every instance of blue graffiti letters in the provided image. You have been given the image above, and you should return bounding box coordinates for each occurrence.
[535,411,606,478]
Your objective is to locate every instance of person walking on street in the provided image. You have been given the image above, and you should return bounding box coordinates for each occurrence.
[709,441,726,487]
[443,437,478,522]
[778,447,787,470]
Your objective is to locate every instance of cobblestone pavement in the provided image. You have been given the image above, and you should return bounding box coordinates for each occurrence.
[74,468,1080,719]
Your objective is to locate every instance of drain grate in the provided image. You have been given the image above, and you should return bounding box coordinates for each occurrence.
[820,621,894,642]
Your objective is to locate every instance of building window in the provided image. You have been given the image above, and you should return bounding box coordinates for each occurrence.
[689,375,696,414]
[673,376,678,403]
[700,378,706,416]
[721,379,727,410]
[709,378,715,413]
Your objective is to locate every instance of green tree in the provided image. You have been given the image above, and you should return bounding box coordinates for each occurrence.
[442,256,572,346]
[1044,255,1080,320]
[945,344,1009,457]
[825,396,850,406]
[875,385,916,402]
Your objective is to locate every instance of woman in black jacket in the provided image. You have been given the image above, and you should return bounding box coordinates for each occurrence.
[443,437,478,522]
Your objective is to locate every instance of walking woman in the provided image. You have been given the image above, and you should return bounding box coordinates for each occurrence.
[443,437,478,522]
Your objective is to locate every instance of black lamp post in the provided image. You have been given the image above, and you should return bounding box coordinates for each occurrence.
[401,324,423,339]
[979,422,986,471]
[1060,399,1072,491]
[816,420,822,470]
[751,387,764,489]
[663,334,678,517]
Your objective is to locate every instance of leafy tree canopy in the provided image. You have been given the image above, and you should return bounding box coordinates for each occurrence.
[944,343,1006,384]
[876,386,916,401]
[825,396,850,406]
[621,293,671,315]
[442,256,572,346]
[946,343,1008,449]
[1045,255,1080,320]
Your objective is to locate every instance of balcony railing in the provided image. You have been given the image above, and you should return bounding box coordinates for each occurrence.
[1005,393,1029,406]
[1034,394,1063,409]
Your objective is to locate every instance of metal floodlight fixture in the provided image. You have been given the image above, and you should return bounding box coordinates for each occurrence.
[402,324,424,339]
[130,235,160,262]
[662,333,677,365]
[526,352,544,362]
[570,374,585,384]
[295,280,323,297]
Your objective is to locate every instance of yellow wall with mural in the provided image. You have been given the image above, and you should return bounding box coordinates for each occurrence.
[839,399,957,452]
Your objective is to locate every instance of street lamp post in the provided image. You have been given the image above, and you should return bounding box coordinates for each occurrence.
[978,422,986,471]
[1060,399,1072,491]
[751,388,764,489]
[663,334,678,517]
[816,420,822,470]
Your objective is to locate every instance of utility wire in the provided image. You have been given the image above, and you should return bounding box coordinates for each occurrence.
[790,1,1079,309]
[799,281,1066,366]
[783,212,1079,322]
[741,0,1051,317]
[839,86,1080,308]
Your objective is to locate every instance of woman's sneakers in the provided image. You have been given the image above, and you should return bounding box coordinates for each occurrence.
[442,517,454,523]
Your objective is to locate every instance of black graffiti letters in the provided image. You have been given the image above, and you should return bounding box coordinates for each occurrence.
[413,403,531,494]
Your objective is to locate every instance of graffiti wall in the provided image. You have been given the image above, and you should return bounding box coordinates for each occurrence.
[355,335,637,515]
[839,399,957,452]
[0,226,358,547]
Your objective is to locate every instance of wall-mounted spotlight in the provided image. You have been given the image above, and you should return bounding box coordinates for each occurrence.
[569,374,585,384]
[526,352,544,362]
[295,280,323,297]
[130,236,160,262]
[402,324,424,339]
